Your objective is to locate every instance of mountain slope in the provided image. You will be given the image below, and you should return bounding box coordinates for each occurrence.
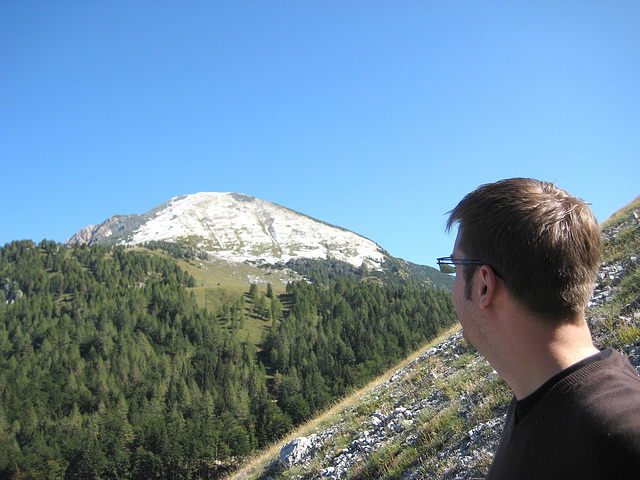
[66,192,453,289]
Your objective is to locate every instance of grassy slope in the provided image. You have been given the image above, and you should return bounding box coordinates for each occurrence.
[140,248,453,349]
[600,194,640,231]
[133,248,292,347]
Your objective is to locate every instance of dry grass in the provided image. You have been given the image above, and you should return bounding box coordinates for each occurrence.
[226,325,462,480]
[600,194,640,230]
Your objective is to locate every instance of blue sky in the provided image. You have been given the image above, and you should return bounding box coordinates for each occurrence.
[1,1,638,268]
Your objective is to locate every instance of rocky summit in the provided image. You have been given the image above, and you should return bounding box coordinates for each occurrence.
[66,192,386,269]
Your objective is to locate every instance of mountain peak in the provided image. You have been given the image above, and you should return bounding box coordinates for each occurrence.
[66,192,386,269]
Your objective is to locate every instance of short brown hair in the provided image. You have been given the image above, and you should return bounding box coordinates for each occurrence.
[446,178,602,320]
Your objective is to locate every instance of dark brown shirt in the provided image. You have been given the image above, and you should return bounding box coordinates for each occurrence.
[486,348,640,480]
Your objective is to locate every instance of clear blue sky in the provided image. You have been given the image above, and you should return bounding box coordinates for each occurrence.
[1,1,638,268]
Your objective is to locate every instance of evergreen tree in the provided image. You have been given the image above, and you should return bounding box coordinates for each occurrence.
[0,240,456,479]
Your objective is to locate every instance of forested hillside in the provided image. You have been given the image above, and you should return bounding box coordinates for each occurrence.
[0,240,456,479]
[265,280,456,425]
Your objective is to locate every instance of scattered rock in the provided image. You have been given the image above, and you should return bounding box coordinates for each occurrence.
[279,436,317,468]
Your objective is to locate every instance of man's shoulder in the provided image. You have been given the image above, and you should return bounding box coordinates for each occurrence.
[559,348,640,442]
[575,348,640,389]
[557,348,639,400]
[518,348,640,438]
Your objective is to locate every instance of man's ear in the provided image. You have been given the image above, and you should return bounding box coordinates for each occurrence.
[477,265,498,309]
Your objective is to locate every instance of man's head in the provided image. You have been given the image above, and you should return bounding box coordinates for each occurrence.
[446,178,601,321]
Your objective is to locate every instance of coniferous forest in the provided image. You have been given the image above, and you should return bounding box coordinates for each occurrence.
[0,240,457,479]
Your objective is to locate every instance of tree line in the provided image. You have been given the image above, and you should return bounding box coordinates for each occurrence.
[0,240,456,479]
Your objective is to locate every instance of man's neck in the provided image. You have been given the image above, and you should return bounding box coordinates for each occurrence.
[488,310,599,400]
